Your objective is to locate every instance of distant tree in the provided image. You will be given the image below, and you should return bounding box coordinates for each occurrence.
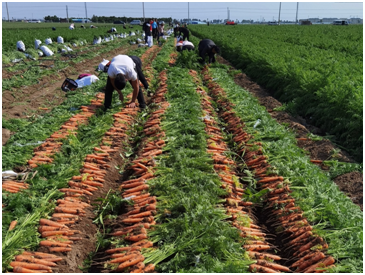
[44,15,59,22]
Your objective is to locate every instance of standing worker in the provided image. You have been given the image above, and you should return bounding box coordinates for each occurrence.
[198,39,220,64]
[152,19,158,39]
[157,21,165,42]
[142,19,152,44]
[174,26,190,41]
[104,55,149,111]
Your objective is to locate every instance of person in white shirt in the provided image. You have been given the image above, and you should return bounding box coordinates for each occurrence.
[182,41,194,51]
[104,55,148,110]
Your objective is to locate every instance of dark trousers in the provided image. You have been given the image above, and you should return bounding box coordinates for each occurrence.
[182,33,189,41]
[144,31,151,43]
[104,56,147,109]
[152,28,158,38]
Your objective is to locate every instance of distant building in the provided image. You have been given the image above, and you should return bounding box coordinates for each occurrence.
[72,18,91,23]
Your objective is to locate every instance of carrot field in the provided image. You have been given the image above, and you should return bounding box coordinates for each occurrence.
[2,23,363,273]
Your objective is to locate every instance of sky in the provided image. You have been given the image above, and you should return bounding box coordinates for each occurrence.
[1,1,363,22]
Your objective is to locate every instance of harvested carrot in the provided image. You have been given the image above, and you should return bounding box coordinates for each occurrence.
[257,176,284,184]
[144,263,155,273]
[249,263,277,273]
[48,247,72,253]
[15,255,57,267]
[40,240,71,248]
[296,252,326,271]
[10,261,52,271]
[8,220,17,231]
[39,219,69,229]
[243,244,271,251]
[256,259,291,272]
[124,233,148,242]
[105,246,140,254]
[302,256,335,273]
[116,255,145,271]
[13,266,47,273]
[109,252,140,264]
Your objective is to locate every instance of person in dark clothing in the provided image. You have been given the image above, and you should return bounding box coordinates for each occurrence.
[142,20,152,44]
[198,39,220,64]
[174,27,190,41]
[104,55,148,111]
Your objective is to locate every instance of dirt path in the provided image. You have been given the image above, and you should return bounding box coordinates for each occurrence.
[216,56,363,211]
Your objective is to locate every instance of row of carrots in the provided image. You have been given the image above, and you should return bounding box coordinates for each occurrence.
[2,93,106,200]
[190,69,290,273]
[102,69,171,273]
[202,66,335,273]
[8,93,143,273]
[28,93,105,168]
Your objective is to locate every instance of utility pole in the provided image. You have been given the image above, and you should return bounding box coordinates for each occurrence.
[188,2,190,24]
[6,2,10,22]
[227,7,229,20]
[142,2,145,22]
[296,2,299,24]
[278,2,281,25]
[66,5,69,22]
[85,2,88,22]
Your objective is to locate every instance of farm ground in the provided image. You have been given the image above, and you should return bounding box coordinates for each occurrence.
[2,45,362,211]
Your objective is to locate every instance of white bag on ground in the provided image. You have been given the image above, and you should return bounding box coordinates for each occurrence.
[75,75,99,88]
[97,59,110,71]
[34,39,42,49]
[147,36,153,47]
[57,36,64,44]
[93,37,102,45]
[64,45,73,52]
[45,38,52,45]
[16,41,25,51]
[40,45,54,56]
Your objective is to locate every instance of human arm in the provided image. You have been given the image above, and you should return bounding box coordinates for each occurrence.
[126,79,139,108]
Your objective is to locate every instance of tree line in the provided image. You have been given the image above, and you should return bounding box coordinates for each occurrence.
[44,15,175,24]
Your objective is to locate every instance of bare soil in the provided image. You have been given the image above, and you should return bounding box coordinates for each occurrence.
[216,56,363,211]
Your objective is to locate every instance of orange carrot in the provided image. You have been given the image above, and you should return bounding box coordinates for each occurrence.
[9,261,52,271]
[109,252,140,263]
[124,234,148,242]
[40,240,72,247]
[302,256,335,273]
[48,247,72,253]
[15,255,57,267]
[105,246,140,254]
[116,255,145,271]
[296,252,326,271]
[39,219,69,229]
[249,264,277,273]
[8,220,18,231]
[257,176,284,183]
[13,266,47,273]
[243,244,271,251]
[144,263,155,273]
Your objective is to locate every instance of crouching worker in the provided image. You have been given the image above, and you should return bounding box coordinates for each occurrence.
[104,55,148,111]
[198,39,220,64]
[176,40,194,52]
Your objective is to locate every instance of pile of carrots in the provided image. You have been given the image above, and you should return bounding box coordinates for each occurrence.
[9,251,63,273]
[2,180,29,193]
[202,66,335,273]
[190,69,289,273]
[103,70,171,273]
[28,93,105,168]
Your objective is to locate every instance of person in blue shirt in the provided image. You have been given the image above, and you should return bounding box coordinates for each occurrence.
[152,19,158,39]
